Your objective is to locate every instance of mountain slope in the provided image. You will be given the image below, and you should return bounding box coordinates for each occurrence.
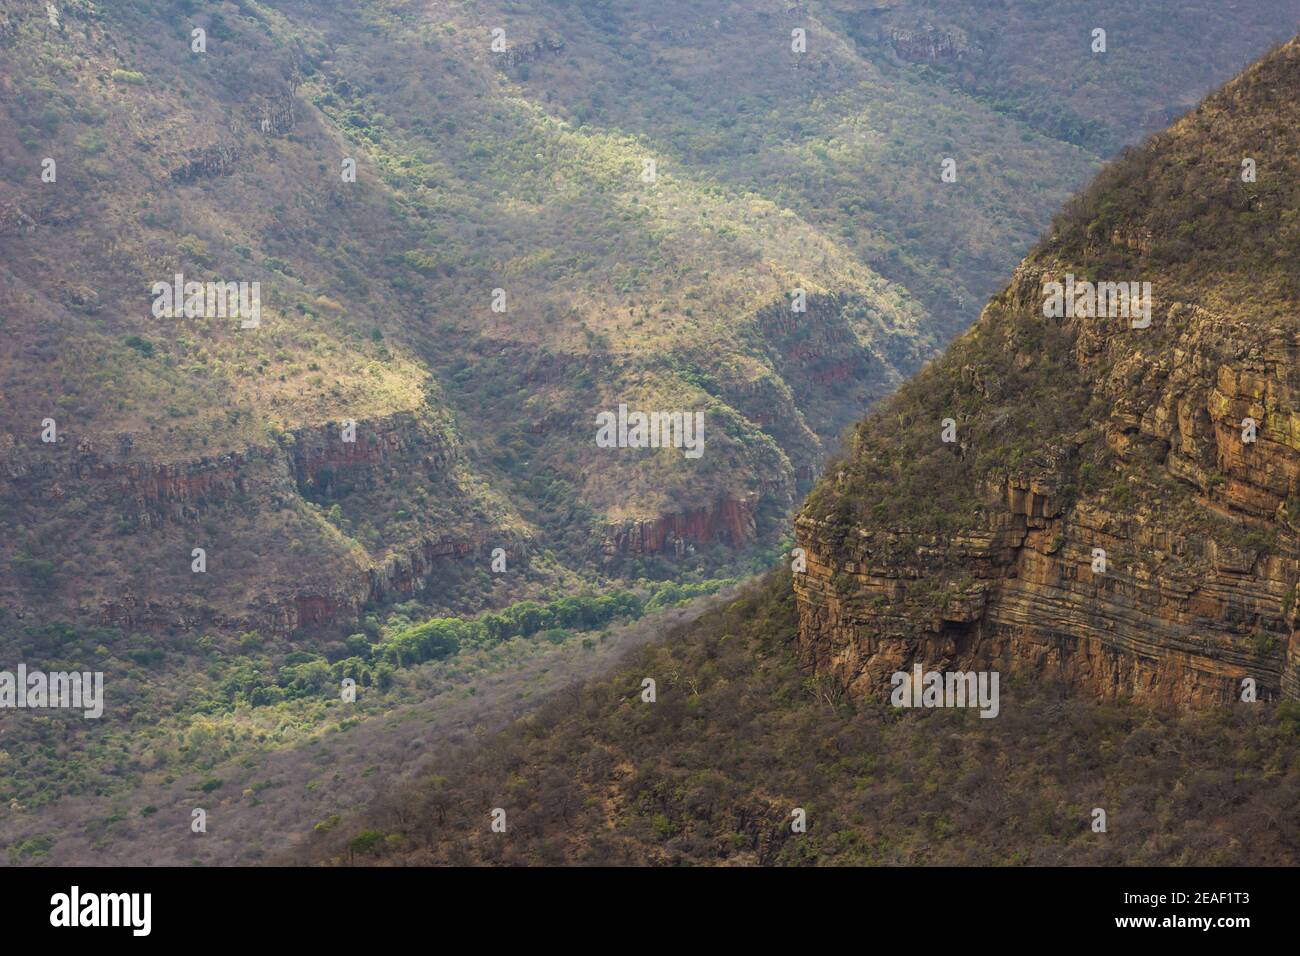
[796,35,1300,709]
[4,0,1300,638]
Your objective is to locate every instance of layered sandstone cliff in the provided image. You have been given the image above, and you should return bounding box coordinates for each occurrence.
[794,37,1300,710]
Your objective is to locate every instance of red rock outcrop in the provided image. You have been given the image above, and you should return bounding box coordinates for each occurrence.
[0,411,487,635]
[604,494,759,556]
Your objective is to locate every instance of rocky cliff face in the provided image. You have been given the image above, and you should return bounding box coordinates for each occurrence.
[0,411,497,635]
[881,25,974,64]
[795,467,1296,710]
[603,493,760,557]
[794,37,1300,710]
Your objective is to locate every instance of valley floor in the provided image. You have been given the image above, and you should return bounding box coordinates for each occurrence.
[1,589,739,866]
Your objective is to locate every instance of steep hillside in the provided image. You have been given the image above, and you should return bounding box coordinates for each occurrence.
[1,0,531,636]
[796,36,1300,709]
[824,0,1287,155]
[3,0,1299,638]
